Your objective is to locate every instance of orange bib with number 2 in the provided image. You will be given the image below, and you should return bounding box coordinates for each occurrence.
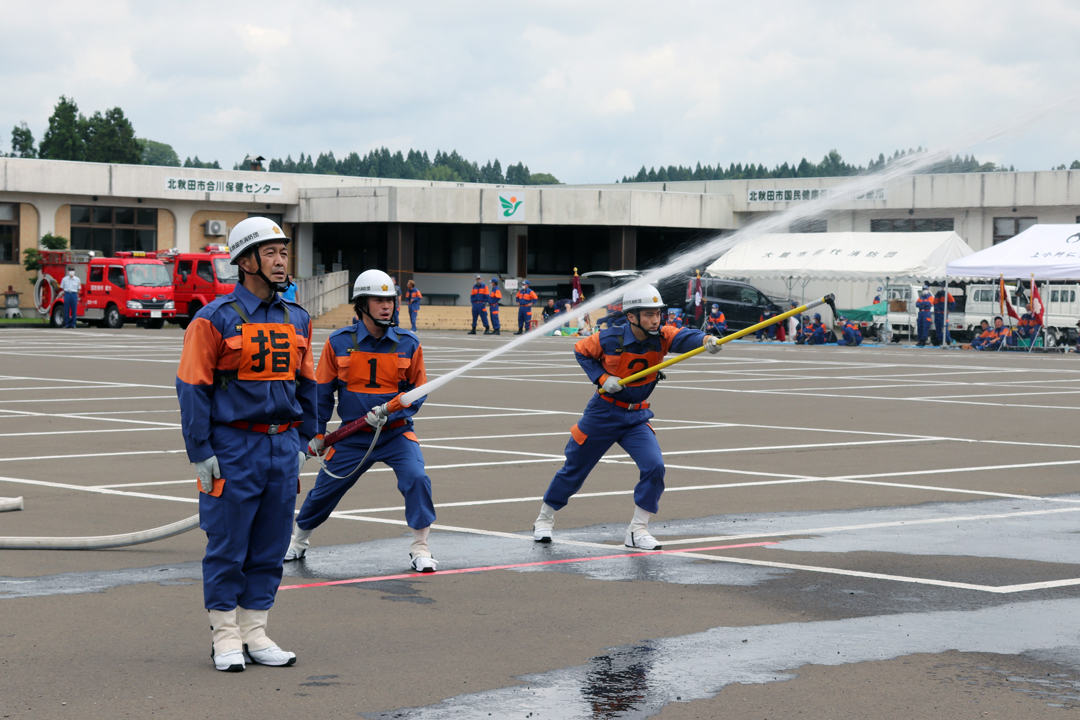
[238,323,298,381]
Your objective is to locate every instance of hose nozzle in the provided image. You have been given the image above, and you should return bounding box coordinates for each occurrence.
[823,293,838,318]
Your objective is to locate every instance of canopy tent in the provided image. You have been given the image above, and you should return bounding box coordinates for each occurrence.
[945,224,1080,279]
[707,232,974,281]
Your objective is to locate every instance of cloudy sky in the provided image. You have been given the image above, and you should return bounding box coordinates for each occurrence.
[3,1,1080,182]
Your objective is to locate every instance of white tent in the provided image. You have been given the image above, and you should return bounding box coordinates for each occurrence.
[707,232,974,281]
[945,224,1080,279]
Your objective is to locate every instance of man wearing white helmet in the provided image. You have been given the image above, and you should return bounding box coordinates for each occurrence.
[176,216,316,672]
[285,269,438,572]
[532,283,722,549]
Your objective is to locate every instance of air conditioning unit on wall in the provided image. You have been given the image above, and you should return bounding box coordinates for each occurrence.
[204,220,227,236]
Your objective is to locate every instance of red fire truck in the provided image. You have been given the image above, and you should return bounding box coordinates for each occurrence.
[34,250,176,328]
[158,245,237,327]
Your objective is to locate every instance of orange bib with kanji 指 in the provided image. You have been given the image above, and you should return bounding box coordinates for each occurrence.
[238,323,298,381]
[346,351,401,394]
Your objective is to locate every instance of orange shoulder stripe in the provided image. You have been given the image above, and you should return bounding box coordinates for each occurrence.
[574,333,603,359]
[407,344,427,387]
[315,337,339,384]
[298,320,316,381]
[177,317,221,386]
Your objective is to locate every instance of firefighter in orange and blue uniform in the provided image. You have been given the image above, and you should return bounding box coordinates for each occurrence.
[531,284,723,550]
[933,288,955,345]
[705,304,727,335]
[756,308,777,341]
[836,317,863,346]
[176,216,315,672]
[287,270,438,573]
[806,313,828,344]
[403,279,422,332]
[915,289,934,346]
[667,308,684,328]
[488,277,503,335]
[469,274,490,335]
[515,280,539,334]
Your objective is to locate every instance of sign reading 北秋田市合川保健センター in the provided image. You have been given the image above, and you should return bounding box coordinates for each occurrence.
[166,178,283,196]
[747,187,885,202]
[496,192,524,220]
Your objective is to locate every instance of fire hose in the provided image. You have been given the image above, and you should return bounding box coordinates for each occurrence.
[600,294,837,392]
[0,510,200,550]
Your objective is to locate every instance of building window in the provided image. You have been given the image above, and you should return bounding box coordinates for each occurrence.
[414,224,507,274]
[527,225,610,275]
[70,206,157,256]
[789,219,827,233]
[0,203,18,263]
[993,217,1036,245]
[870,218,954,232]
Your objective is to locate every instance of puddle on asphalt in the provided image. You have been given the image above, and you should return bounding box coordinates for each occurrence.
[365,597,1080,719]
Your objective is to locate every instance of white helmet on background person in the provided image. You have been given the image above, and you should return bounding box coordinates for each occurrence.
[227,216,291,292]
[227,216,290,264]
[352,269,399,328]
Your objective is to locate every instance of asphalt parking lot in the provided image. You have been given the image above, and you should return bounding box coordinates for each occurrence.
[2,326,1080,719]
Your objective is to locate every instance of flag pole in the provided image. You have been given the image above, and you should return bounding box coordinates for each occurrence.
[600,294,836,392]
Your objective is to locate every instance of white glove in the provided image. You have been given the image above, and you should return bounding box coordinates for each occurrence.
[704,335,723,355]
[602,376,624,394]
[194,455,220,494]
[307,435,324,457]
[365,403,389,428]
[298,450,307,474]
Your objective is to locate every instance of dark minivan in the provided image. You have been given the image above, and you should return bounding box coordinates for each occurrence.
[683,277,782,329]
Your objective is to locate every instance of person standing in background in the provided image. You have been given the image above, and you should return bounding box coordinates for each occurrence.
[488,277,503,335]
[60,268,80,328]
[280,274,297,303]
[469,274,490,335]
[403,279,422,332]
[515,280,539,334]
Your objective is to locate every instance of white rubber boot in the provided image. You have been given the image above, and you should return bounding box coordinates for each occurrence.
[208,608,245,672]
[533,502,555,543]
[624,506,662,550]
[283,522,313,561]
[238,608,296,667]
[409,527,438,573]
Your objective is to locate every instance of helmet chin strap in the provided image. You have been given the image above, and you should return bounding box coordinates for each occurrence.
[251,251,290,293]
[360,297,397,329]
[628,310,661,337]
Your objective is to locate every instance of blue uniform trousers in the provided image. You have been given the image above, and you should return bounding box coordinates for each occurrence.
[199,424,300,611]
[409,308,418,332]
[295,431,436,531]
[543,403,665,514]
[490,306,501,330]
[917,315,932,342]
[63,291,78,327]
[471,305,489,330]
[934,315,950,344]
[518,307,532,331]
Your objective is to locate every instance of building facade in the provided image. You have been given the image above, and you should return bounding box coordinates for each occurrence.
[3,157,1080,311]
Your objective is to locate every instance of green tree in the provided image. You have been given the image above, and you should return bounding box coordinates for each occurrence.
[11,122,36,158]
[139,139,180,166]
[22,233,69,276]
[423,165,462,182]
[83,108,141,164]
[528,172,560,185]
[38,96,87,161]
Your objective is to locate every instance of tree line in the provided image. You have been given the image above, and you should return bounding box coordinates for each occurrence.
[618,148,1030,183]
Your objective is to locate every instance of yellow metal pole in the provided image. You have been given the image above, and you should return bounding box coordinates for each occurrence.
[600,294,836,392]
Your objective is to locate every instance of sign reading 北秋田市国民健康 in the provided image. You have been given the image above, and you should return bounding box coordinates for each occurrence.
[747,187,885,203]
[166,178,283,196]
[496,192,524,221]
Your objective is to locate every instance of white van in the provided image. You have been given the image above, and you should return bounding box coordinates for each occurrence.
[964,282,1080,346]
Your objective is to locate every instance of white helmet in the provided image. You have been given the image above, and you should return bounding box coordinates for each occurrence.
[622,284,665,312]
[352,269,399,329]
[352,270,398,300]
[227,216,290,265]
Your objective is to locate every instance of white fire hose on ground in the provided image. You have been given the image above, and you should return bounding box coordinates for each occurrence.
[0,494,200,549]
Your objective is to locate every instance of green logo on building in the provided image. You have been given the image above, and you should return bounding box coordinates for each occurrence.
[499,195,523,217]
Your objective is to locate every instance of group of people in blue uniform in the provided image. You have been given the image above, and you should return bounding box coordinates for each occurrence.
[177,228,727,671]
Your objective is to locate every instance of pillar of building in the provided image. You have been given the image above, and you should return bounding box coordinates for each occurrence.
[507,225,528,277]
[296,222,314,278]
[609,226,637,269]
[387,222,415,285]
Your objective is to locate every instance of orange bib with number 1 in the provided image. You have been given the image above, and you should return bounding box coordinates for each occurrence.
[346,351,400,394]
[238,323,298,381]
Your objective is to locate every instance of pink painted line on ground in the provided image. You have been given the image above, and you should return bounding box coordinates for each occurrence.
[279,541,777,590]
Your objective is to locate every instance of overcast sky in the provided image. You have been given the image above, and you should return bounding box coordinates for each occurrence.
[3,1,1080,182]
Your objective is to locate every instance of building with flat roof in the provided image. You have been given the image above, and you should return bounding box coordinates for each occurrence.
[3,156,1080,311]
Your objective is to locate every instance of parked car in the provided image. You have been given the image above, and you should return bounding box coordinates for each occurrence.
[685,277,783,330]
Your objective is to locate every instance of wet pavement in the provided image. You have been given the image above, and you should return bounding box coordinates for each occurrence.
[2,327,1080,718]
